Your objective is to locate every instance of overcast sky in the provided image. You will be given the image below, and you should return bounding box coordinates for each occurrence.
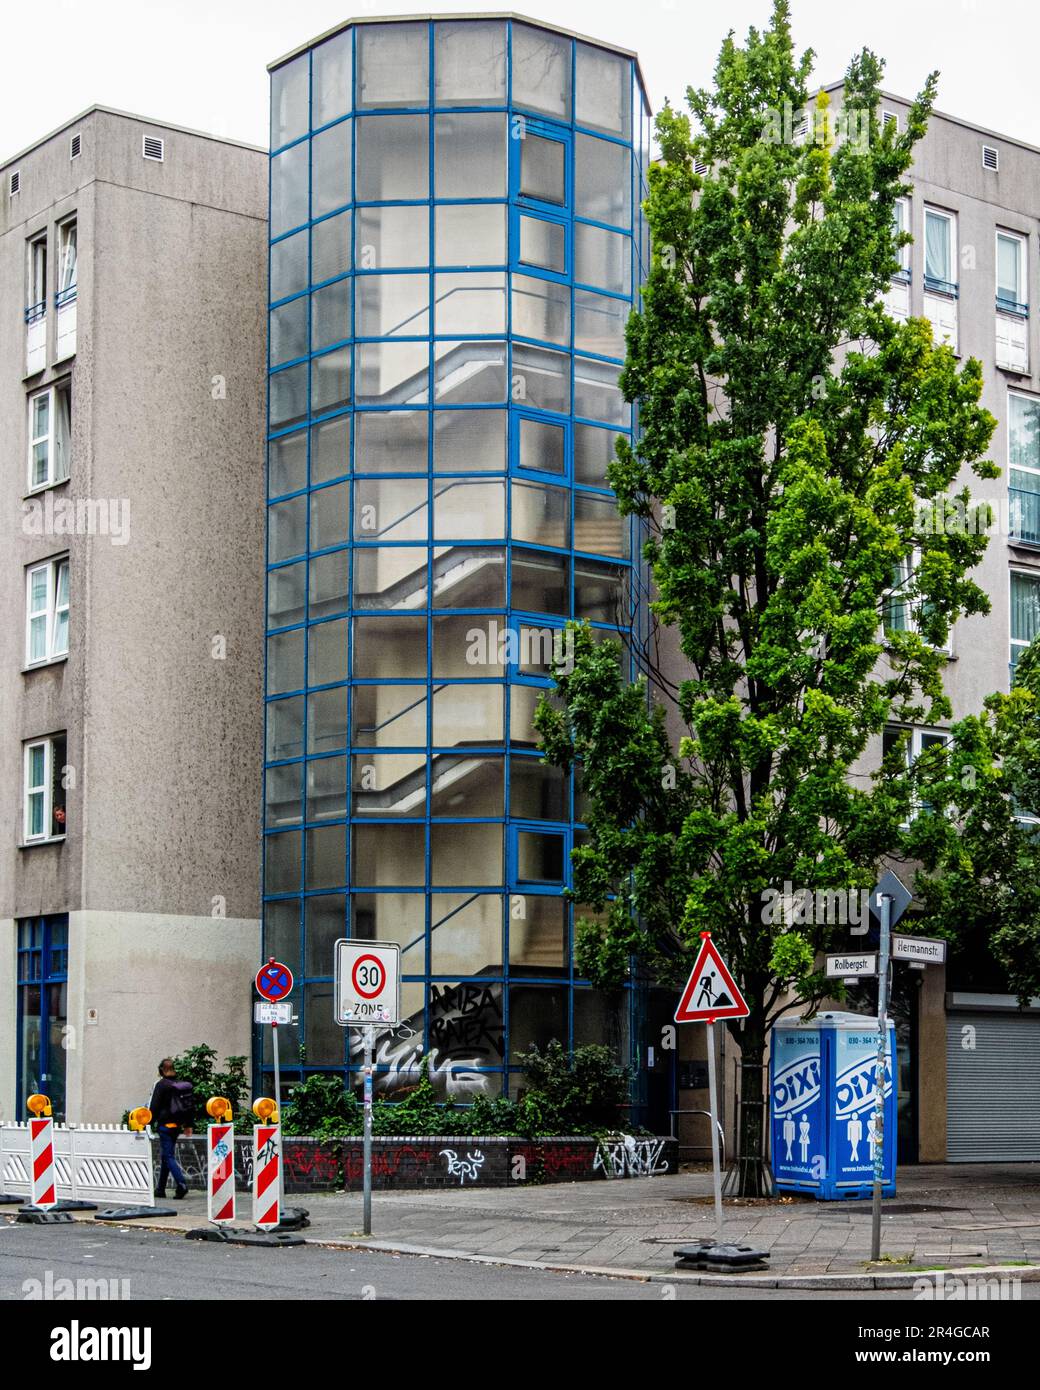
[4,0,1038,160]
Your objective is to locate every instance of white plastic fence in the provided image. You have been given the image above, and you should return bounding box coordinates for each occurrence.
[0,1123,154,1206]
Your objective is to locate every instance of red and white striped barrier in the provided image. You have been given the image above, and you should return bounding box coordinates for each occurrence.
[252,1124,280,1231]
[207,1123,235,1225]
[30,1117,56,1209]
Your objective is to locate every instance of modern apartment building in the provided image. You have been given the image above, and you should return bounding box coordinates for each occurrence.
[0,108,269,1123]
[839,91,1040,1162]
[261,16,657,1107]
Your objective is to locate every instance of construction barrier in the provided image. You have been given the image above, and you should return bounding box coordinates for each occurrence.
[207,1122,236,1225]
[0,1124,155,1207]
[29,1118,57,1209]
[252,1122,281,1231]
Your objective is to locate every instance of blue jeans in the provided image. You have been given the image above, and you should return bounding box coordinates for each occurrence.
[157,1127,187,1194]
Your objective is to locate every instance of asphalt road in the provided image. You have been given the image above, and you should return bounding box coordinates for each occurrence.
[3,1220,1024,1301]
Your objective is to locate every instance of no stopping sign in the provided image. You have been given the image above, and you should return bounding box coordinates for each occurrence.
[335,940,400,1025]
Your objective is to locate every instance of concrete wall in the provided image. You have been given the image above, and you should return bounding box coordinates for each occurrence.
[67,909,261,1123]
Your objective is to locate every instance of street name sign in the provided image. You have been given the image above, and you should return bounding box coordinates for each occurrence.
[891,935,947,965]
[825,953,878,978]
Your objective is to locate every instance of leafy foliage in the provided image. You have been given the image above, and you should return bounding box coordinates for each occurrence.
[907,638,1040,1001]
[535,2,999,1187]
[280,1047,632,1138]
[170,1044,250,1127]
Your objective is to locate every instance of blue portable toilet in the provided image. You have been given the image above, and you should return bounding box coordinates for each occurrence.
[769,1011,896,1200]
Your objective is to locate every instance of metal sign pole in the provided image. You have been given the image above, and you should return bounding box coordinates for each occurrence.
[870,893,892,1262]
[272,1021,283,1211]
[705,1020,724,1238]
[363,1023,374,1236]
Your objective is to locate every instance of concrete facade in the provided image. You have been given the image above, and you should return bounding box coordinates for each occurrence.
[0,109,268,1123]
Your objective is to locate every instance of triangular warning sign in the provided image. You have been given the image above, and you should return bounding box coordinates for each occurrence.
[675,934,749,1022]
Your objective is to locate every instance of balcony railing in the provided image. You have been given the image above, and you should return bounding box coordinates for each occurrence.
[997,294,1029,317]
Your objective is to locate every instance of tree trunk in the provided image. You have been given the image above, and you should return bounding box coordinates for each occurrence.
[729,1021,773,1198]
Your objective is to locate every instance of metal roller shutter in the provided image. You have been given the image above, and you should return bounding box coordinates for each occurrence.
[946,1012,1040,1160]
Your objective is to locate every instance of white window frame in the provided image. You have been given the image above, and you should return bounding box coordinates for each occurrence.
[882,109,899,132]
[883,724,951,823]
[56,217,77,304]
[1008,391,1040,541]
[27,234,47,317]
[892,196,911,276]
[882,547,953,654]
[923,206,957,293]
[25,556,69,667]
[1010,566,1040,677]
[27,382,71,491]
[996,229,1027,314]
[23,735,66,844]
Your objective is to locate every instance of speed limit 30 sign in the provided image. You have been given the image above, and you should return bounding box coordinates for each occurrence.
[335,940,400,1025]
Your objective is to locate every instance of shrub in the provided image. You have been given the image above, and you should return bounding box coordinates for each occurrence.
[513,1041,631,1136]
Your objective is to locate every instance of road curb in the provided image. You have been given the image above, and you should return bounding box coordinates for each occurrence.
[300,1235,1040,1289]
[10,1210,1037,1291]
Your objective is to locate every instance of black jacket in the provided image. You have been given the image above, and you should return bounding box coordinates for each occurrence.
[149,1077,185,1129]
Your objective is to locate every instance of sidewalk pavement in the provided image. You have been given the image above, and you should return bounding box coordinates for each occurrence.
[36,1161,1040,1285]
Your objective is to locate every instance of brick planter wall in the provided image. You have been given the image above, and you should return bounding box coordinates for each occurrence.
[153,1133,678,1193]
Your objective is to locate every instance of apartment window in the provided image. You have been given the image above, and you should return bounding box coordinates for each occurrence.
[924,208,956,292]
[17,916,69,1119]
[23,734,67,842]
[1011,569,1040,674]
[56,219,77,305]
[27,236,47,318]
[25,557,69,666]
[996,231,1027,314]
[28,383,71,489]
[882,550,952,653]
[1009,394,1040,544]
[883,725,949,818]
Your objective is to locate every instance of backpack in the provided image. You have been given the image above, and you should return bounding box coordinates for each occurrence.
[167,1080,195,1123]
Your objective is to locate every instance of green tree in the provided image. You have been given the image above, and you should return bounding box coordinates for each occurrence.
[536,2,996,1192]
[908,638,1040,1002]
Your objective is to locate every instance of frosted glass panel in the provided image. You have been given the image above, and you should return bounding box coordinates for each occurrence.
[512,23,571,120]
[575,43,631,138]
[357,22,430,109]
[435,114,507,198]
[356,205,429,269]
[436,205,506,268]
[434,20,507,104]
[271,55,308,149]
[313,30,352,127]
[356,116,429,200]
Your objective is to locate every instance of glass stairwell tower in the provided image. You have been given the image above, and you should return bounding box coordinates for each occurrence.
[263,14,651,1106]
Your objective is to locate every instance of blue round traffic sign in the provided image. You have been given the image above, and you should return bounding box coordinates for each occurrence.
[256,960,293,1002]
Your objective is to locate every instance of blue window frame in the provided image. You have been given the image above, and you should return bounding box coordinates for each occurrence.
[16,916,68,1119]
[512,118,571,214]
[262,17,649,1106]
